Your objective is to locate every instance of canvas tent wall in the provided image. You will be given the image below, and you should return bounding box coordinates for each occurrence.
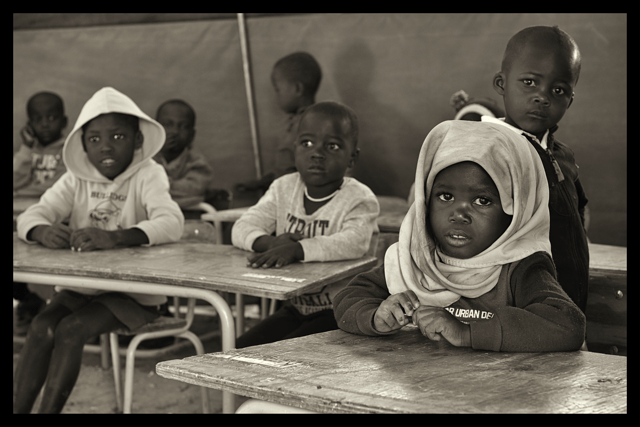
[13,13,626,246]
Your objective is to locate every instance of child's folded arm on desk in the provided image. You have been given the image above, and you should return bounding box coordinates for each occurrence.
[17,173,75,243]
[471,252,586,352]
[231,189,278,251]
[133,163,184,246]
[333,264,397,337]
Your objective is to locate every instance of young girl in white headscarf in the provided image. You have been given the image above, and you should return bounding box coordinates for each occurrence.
[334,120,585,352]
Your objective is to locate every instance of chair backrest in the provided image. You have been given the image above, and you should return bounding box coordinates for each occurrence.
[181,220,218,243]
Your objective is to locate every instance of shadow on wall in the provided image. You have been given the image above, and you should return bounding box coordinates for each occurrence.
[333,40,422,198]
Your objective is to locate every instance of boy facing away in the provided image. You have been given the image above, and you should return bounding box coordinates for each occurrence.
[13,91,68,197]
[232,101,379,348]
[14,87,183,413]
[483,25,590,313]
[153,99,214,210]
[236,51,322,193]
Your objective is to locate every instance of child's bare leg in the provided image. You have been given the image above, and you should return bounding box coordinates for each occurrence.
[37,302,124,413]
[13,301,72,414]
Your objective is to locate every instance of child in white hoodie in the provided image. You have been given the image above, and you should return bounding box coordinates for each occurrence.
[13,87,184,413]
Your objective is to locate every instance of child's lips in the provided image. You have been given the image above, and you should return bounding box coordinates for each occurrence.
[527,110,548,119]
[444,231,471,247]
[101,158,116,165]
[307,165,325,173]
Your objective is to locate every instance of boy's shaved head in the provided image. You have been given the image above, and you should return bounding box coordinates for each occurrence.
[502,25,581,84]
[156,99,196,127]
[301,101,359,148]
[27,91,64,117]
[274,52,322,97]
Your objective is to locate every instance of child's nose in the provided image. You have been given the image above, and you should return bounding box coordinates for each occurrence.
[100,141,114,152]
[532,89,550,106]
[449,204,471,223]
[310,145,326,158]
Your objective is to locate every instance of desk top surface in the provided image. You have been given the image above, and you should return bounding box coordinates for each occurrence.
[13,235,377,299]
[156,327,627,414]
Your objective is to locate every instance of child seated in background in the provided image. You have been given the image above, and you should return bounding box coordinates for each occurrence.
[232,101,379,347]
[334,120,585,352]
[13,87,184,414]
[14,91,68,197]
[153,99,214,211]
[236,51,322,193]
[487,25,589,314]
[13,91,69,335]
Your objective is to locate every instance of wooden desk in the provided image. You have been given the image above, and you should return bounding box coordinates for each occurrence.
[13,234,377,413]
[157,326,627,414]
[585,244,627,351]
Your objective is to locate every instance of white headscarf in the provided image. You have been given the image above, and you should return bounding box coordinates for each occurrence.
[385,120,551,307]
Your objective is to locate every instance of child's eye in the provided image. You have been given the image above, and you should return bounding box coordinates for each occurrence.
[113,134,125,140]
[88,136,100,143]
[326,143,341,151]
[437,193,453,202]
[474,197,492,206]
[47,116,57,122]
[523,79,535,87]
[553,87,565,96]
[300,139,313,147]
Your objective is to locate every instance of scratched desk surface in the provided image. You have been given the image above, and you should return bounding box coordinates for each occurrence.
[157,327,627,414]
[13,234,377,300]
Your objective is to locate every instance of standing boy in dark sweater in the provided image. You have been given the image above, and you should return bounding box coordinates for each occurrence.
[484,25,590,314]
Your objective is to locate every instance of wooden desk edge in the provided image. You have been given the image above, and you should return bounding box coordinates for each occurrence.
[155,359,385,414]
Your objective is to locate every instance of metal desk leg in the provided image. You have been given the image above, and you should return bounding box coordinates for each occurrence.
[235,292,244,337]
[13,271,238,414]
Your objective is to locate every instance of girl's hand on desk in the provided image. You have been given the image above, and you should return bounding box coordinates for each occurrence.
[413,306,471,347]
[247,242,304,269]
[29,224,71,249]
[374,290,420,333]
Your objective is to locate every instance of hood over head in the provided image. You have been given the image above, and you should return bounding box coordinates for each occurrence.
[385,120,551,307]
[63,87,165,182]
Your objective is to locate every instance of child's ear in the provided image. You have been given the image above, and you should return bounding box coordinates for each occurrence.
[492,72,506,96]
[135,130,144,150]
[567,92,575,110]
[349,147,360,168]
[187,128,196,145]
[294,80,304,97]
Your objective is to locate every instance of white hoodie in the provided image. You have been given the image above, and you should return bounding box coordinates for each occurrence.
[17,87,184,305]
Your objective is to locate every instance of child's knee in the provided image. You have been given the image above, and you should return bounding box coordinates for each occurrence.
[28,311,58,342]
[54,316,88,346]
